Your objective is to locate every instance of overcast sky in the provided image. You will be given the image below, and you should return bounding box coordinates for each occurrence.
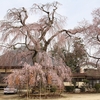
[0,0,100,29]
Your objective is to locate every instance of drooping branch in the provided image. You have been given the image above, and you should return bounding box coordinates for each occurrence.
[23,27,39,50]
[6,7,28,26]
[32,2,58,23]
[32,2,59,44]
[21,7,28,26]
[43,29,72,51]
[0,2,75,65]
[24,32,38,63]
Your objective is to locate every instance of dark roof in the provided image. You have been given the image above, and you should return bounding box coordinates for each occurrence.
[0,66,23,69]
[85,69,100,77]
[72,69,100,79]
[0,48,33,68]
[72,73,87,78]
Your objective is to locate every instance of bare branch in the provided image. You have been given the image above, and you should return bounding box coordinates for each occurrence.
[97,34,100,42]
[87,53,100,68]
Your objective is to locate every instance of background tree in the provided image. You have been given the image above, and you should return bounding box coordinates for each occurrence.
[87,8,100,67]
[50,37,88,73]
[65,37,87,73]
[72,37,87,72]
[74,8,100,67]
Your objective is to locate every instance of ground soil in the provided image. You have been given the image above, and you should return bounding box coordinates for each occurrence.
[62,93,100,100]
[0,90,100,100]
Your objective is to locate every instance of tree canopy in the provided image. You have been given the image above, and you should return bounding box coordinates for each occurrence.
[0,1,74,90]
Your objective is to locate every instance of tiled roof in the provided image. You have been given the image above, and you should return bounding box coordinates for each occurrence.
[0,48,33,68]
[72,69,100,79]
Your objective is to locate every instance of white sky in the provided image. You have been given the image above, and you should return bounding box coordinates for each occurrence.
[0,0,100,29]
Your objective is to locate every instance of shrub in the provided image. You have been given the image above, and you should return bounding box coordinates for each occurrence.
[83,79,89,84]
[50,86,57,92]
[65,86,74,92]
[80,86,85,92]
[94,83,100,92]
